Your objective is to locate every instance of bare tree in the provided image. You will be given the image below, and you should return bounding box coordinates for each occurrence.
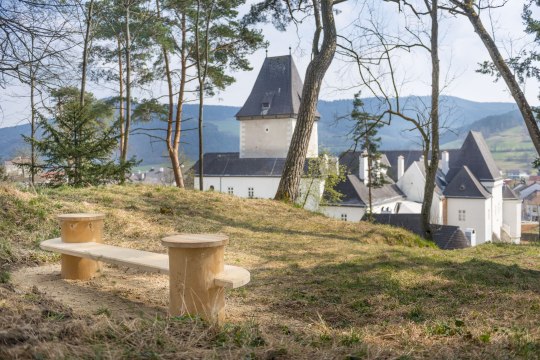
[337,0,442,238]
[80,0,95,106]
[442,0,540,156]
[155,0,191,188]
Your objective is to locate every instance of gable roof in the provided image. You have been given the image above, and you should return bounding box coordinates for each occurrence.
[502,184,520,200]
[524,190,540,205]
[235,55,319,120]
[192,152,310,177]
[446,131,501,182]
[370,213,470,250]
[330,174,405,207]
[443,166,491,199]
[341,149,461,182]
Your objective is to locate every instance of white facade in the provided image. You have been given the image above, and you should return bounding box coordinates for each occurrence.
[321,200,402,222]
[447,197,492,245]
[195,176,280,199]
[321,206,365,222]
[396,161,444,224]
[397,162,424,202]
[503,199,522,244]
[240,118,318,158]
[482,180,503,240]
[195,175,323,211]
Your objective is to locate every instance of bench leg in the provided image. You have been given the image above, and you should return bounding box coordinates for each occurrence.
[58,215,104,281]
[61,254,101,280]
[168,246,225,323]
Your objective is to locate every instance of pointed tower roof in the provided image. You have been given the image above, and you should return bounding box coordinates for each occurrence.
[235,55,320,120]
[446,131,501,182]
[443,166,491,199]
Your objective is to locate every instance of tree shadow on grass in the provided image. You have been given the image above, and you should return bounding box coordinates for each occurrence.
[252,248,540,329]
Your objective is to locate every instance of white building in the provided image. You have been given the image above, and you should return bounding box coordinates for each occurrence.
[323,132,522,246]
[193,55,324,210]
[3,156,30,177]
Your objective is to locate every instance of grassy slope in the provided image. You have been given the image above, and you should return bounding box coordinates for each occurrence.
[0,184,539,359]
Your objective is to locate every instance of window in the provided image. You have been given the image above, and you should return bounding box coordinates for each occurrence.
[341,214,347,221]
[248,187,254,198]
[227,187,234,195]
[458,210,466,221]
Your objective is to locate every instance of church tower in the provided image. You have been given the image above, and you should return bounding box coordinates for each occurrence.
[235,55,319,159]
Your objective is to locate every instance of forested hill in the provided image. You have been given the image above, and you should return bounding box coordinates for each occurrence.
[0,95,524,167]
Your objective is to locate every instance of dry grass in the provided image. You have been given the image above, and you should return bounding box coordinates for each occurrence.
[0,183,539,359]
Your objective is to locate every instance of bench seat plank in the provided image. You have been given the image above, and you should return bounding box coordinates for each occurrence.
[41,238,169,274]
[215,265,251,289]
[40,239,251,289]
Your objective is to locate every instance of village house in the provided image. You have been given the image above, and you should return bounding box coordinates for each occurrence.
[514,182,540,221]
[3,156,30,177]
[322,132,522,245]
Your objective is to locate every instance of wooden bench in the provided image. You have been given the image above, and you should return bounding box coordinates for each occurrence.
[40,214,250,323]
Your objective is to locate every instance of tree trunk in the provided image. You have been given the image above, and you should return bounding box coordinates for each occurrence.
[172,12,187,188]
[30,74,36,186]
[367,153,373,219]
[194,0,214,191]
[157,0,185,188]
[117,36,125,156]
[198,87,204,190]
[121,4,132,164]
[452,0,540,155]
[421,0,440,240]
[274,0,337,201]
[80,0,94,107]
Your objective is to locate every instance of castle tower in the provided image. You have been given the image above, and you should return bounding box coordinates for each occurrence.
[235,55,319,159]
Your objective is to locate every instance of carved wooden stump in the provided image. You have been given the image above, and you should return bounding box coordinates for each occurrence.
[58,213,105,280]
[161,234,229,323]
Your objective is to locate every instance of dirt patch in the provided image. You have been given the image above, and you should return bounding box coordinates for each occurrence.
[11,264,169,320]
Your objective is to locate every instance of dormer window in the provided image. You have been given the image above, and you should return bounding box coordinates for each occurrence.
[261,102,270,115]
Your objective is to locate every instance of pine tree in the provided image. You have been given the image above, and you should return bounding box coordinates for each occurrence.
[350,92,387,220]
[28,88,137,187]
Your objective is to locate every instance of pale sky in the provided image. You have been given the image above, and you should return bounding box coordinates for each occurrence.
[0,0,537,128]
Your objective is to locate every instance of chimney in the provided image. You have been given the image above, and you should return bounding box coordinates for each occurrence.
[397,155,405,180]
[441,150,450,175]
[359,151,369,184]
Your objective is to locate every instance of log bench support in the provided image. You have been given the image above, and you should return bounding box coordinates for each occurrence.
[162,234,229,323]
[58,213,105,280]
[40,214,250,323]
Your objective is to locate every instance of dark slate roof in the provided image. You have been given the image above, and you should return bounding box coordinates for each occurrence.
[192,152,309,176]
[235,55,320,119]
[502,184,520,200]
[446,131,501,182]
[329,174,405,207]
[369,213,470,250]
[443,166,491,199]
[340,149,461,182]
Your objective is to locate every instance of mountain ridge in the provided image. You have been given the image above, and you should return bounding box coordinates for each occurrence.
[2,95,533,171]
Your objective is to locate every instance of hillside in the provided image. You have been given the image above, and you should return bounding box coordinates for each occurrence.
[1,184,539,359]
[0,96,518,166]
[442,110,536,171]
